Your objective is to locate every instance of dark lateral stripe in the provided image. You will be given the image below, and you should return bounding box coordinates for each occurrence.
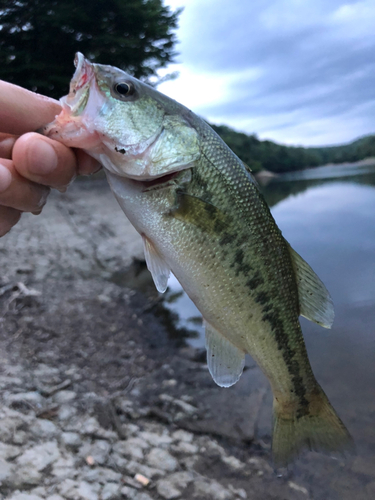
[262,309,309,417]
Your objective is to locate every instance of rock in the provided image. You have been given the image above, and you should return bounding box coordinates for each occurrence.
[29,418,58,438]
[0,457,14,483]
[171,441,198,454]
[17,441,60,471]
[58,404,77,421]
[110,453,129,472]
[79,440,111,466]
[136,494,154,500]
[8,493,44,500]
[123,437,150,450]
[156,472,194,499]
[13,441,61,487]
[172,430,194,443]
[11,467,42,487]
[123,424,140,436]
[33,364,60,379]
[51,453,77,478]
[7,391,45,407]
[193,477,233,500]
[124,459,166,479]
[157,481,181,499]
[30,487,48,497]
[120,488,153,500]
[53,390,77,404]
[139,431,173,447]
[0,418,17,442]
[159,394,198,415]
[221,455,245,471]
[113,440,145,460]
[0,408,31,444]
[0,375,23,388]
[101,482,121,500]
[12,431,29,445]
[120,486,139,499]
[58,479,100,500]
[228,485,247,499]
[180,455,199,470]
[0,442,22,460]
[81,466,122,483]
[61,431,82,451]
[146,448,178,472]
[79,417,101,436]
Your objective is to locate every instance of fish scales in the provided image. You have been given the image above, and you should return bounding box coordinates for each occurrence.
[182,117,314,400]
[44,53,354,465]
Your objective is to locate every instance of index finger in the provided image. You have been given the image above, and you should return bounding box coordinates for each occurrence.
[0,80,62,135]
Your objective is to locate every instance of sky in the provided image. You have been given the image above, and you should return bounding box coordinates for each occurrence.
[158,0,375,146]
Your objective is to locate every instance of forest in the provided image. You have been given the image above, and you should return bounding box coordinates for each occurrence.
[211,124,375,174]
[1,0,374,174]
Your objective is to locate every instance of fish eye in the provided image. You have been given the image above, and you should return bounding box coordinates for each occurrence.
[114,82,134,97]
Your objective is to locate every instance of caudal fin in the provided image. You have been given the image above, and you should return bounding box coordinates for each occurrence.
[272,388,354,466]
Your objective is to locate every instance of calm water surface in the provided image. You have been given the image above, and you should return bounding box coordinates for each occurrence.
[163,162,375,495]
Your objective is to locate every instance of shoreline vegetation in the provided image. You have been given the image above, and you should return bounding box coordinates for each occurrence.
[211,123,375,175]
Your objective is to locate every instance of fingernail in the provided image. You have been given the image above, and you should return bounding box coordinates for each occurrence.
[0,163,12,193]
[38,188,50,208]
[28,139,58,174]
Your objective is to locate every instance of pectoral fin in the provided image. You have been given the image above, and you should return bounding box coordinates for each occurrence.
[142,235,170,293]
[205,323,245,387]
[288,245,334,328]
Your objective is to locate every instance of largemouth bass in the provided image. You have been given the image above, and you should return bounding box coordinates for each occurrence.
[45,53,353,465]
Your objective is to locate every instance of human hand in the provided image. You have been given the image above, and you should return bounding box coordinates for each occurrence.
[0,80,100,236]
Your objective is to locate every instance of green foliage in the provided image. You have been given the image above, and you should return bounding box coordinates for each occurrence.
[0,0,180,98]
[211,124,375,173]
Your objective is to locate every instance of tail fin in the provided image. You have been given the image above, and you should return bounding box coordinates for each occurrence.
[272,388,354,466]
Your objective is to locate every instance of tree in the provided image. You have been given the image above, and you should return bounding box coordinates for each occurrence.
[0,0,181,98]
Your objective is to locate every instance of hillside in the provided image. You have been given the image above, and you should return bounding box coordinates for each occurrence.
[210,123,375,174]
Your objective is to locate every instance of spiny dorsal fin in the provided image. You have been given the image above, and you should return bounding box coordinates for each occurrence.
[205,322,245,387]
[288,245,334,328]
[142,235,170,293]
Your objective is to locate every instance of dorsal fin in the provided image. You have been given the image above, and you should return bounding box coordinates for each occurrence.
[288,245,334,328]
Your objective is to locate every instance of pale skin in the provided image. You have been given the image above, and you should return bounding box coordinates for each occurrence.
[0,80,101,237]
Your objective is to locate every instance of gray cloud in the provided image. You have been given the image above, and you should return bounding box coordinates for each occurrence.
[164,0,375,145]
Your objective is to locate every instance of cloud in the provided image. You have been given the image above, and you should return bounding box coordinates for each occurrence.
[161,0,375,145]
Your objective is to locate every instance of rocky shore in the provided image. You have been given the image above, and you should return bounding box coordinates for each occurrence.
[0,179,372,500]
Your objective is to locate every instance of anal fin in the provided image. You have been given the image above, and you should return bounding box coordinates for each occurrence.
[205,323,245,387]
[142,235,170,293]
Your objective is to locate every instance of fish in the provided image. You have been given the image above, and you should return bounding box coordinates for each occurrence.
[45,52,354,465]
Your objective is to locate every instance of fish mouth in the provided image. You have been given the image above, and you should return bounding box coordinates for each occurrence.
[60,52,95,115]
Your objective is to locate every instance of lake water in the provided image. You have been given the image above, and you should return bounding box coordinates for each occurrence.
[162,161,375,497]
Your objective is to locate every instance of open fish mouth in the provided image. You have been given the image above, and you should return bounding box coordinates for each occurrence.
[60,52,95,116]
